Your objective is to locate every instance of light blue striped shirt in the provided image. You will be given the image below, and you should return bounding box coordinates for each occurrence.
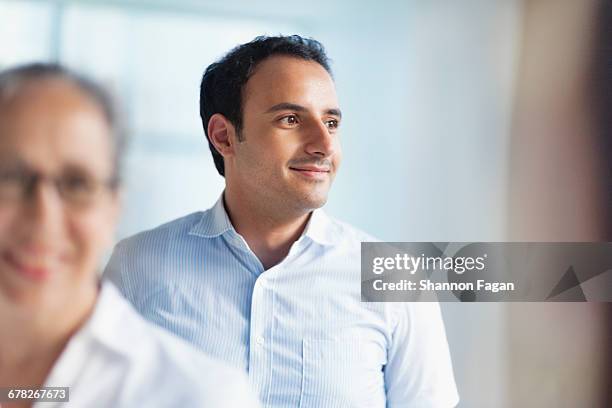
[103,194,459,407]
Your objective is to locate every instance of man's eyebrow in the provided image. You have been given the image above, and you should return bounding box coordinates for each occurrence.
[326,108,342,119]
[265,103,307,113]
[265,103,342,118]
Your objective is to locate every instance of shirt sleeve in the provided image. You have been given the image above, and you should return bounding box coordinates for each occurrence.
[384,302,460,407]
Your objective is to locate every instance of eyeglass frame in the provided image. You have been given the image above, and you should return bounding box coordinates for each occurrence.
[0,166,119,209]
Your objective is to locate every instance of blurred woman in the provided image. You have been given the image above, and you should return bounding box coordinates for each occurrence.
[0,64,258,408]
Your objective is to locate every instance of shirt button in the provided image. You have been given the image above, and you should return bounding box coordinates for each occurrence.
[256,335,265,346]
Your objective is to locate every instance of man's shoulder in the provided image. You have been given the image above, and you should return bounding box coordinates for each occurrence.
[103,211,209,288]
[116,211,206,250]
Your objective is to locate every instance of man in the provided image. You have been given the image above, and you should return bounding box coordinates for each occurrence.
[105,35,459,407]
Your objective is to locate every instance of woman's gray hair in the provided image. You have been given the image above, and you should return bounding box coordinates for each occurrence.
[0,63,125,183]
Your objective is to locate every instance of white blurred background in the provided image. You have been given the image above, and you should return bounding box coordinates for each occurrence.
[1,1,609,407]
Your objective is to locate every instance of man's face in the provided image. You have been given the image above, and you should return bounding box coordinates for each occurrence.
[0,80,119,308]
[229,56,342,214]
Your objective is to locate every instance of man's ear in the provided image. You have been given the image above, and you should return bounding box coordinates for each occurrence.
[207,113,237,158]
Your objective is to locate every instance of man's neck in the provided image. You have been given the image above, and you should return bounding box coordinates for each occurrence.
[223,188,311,270]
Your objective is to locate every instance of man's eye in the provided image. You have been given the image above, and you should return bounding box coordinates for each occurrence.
[279,115,299,125]
[326,119,340,129]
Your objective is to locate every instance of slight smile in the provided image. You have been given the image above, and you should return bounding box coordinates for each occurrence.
[289,166,330,179]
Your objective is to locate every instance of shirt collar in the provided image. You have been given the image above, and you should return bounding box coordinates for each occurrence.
[189,192,340,246]
[302,208,340,247]
[189,193,234,238]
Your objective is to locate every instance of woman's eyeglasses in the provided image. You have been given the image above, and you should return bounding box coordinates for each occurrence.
[0,167,118,209]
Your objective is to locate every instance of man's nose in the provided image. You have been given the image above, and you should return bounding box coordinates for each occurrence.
[305,120,337,157]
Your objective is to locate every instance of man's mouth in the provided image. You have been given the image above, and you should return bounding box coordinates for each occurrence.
[289,166,331,179]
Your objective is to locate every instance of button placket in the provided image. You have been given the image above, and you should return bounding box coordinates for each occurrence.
[248,275,273,400]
